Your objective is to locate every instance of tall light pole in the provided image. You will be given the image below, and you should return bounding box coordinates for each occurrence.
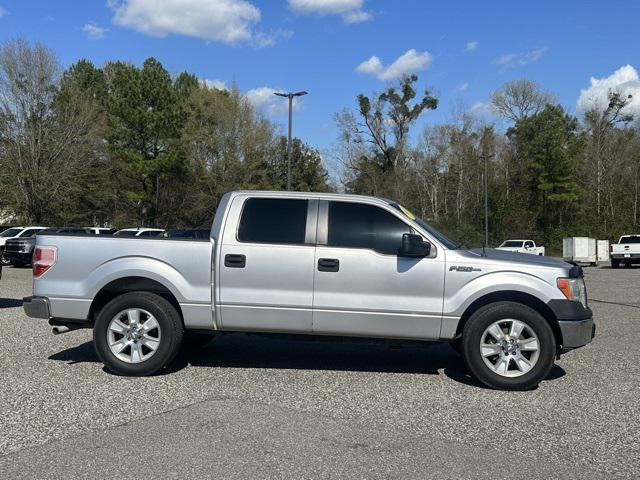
[478,126,495,256]
[274,90,308,190]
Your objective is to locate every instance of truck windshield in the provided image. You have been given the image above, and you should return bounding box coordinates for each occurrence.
[500,240,524,247]
[1,228,22,237]
[620,236,640,244]
[386,201,459,250]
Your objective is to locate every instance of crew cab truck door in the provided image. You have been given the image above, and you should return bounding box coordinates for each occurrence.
[312,200,445,340]
[217,195,318,333]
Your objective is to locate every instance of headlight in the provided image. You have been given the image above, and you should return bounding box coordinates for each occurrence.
[557,277,587,307]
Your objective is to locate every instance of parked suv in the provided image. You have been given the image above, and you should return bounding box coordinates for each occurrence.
[0,227,47,265]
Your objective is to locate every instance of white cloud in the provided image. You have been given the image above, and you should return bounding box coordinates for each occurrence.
[495,47,548,68]
[456,82,469,92]
[468,101,493,118]
[245,87,303,116]
[288,0,372,23]
[83,23,108,40]
[202,78,229,91]
[109,0,262,45]
[356,49,432,81]
[577,65,640,116]
[465,41,478,52]
[253,29,294,48]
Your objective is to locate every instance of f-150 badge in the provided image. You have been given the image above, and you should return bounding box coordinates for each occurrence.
[449,266,481,272]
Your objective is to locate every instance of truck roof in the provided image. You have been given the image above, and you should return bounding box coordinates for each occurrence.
[229,190,393,207]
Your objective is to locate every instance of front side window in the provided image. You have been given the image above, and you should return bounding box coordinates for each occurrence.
[328,201,411,255]
[238,198,308,245]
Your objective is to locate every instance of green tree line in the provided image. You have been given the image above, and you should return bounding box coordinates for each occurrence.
[335,76,639,252]
[2,38,639,253]
[0,39,331,228]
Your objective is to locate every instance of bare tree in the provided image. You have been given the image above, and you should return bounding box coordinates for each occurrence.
[0,38,100,223]
[491,79,555,123]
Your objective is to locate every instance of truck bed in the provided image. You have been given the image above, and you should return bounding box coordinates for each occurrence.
[34,234,213,323]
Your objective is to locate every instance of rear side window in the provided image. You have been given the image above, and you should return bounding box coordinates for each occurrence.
[328,202,411,255]
[238,198,308,244]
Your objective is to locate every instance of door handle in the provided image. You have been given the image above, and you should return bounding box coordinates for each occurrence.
[225,254,246,268]
[318,258,339,272]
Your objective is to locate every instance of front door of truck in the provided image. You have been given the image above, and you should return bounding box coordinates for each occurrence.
[312,200,445,340]
[218,195,318,333]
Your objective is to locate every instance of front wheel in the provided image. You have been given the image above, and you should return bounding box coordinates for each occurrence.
[94,292,184,376]
[462,302,556,390]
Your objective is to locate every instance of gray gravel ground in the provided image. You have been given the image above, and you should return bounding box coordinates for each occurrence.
[0,265,639,479]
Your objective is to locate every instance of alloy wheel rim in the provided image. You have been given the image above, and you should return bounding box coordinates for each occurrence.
[479,318,540,378]
[107,308,161,364]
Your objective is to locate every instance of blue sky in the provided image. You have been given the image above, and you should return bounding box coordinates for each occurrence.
[1,0,639,155]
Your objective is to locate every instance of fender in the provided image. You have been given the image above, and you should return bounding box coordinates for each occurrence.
[444,270,562,318]
[85,256,211,305]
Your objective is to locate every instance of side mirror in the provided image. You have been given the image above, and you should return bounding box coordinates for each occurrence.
[400,233,431,257]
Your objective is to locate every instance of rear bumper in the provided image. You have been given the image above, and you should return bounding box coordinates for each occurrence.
[611,253,640,260]
[23,296,51,319]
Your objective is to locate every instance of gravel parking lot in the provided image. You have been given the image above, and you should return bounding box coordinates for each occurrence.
[1,265,639,479]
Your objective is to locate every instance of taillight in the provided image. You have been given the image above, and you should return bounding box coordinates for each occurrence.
[33,246,57,277]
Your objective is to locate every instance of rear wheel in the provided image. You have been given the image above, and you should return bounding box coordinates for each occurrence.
[94,292,183,376]
[462,301,556,390]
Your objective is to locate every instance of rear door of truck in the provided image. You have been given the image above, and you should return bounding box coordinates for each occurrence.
[216,194,318,333]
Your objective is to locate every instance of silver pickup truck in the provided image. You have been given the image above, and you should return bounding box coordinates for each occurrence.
[23,191,595,390]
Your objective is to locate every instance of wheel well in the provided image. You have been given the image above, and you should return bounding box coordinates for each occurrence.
[456,291,562,347]
[88,277,183,323]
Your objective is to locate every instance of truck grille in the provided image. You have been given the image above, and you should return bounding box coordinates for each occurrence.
[4,241,30,253]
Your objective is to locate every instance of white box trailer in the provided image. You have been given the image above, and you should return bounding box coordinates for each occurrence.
[597,239,610,262]
[563,237,597,265]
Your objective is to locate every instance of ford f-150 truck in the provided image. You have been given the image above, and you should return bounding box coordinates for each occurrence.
[23,191,595,390]
[610,234,640,268]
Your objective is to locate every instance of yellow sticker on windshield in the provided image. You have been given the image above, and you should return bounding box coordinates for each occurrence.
[399,205,416,220]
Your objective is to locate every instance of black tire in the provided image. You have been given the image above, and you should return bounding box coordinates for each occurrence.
[182,331,215,350]
[0,255,9,267]
[94,292,183,376]
[611,259,620,269]
[461,301,556,391]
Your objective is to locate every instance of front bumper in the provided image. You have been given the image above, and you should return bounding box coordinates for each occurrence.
[547,299,595,349]
[558,318,595,349]
[23,296,51,319]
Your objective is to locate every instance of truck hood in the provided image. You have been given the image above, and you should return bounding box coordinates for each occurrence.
[456,248,569,269]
